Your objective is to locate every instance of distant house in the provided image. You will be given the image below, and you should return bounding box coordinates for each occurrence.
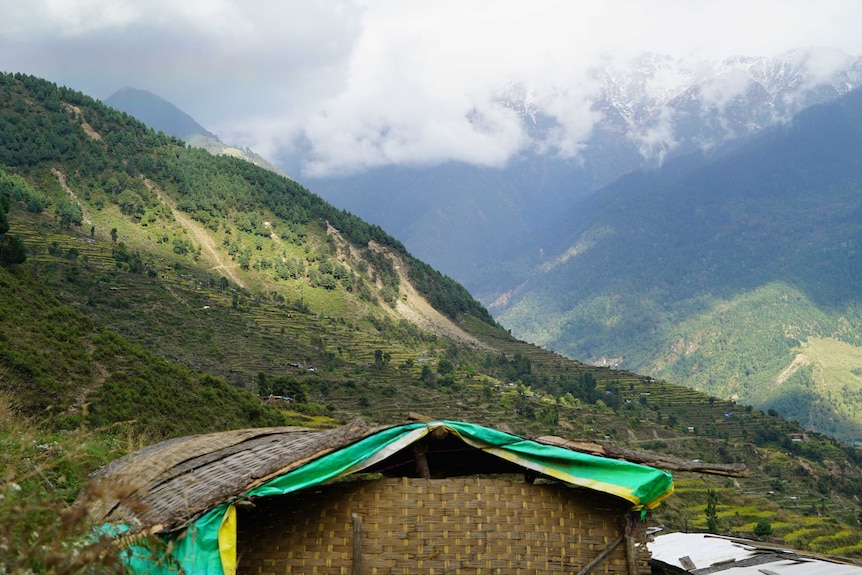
[78,420,673,575]
[263,394,293,408]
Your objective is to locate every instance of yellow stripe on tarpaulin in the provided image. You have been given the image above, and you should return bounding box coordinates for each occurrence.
[485,446,640,504]
[445,424,639,500]
[218,503,237,575]
[446,422,673,510]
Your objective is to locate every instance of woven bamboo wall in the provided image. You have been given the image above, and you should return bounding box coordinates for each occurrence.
[237,477,650,575]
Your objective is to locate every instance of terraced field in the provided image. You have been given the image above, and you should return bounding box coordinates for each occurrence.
[9,207,862,558]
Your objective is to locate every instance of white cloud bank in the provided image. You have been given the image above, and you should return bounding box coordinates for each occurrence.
[2,0,862,176]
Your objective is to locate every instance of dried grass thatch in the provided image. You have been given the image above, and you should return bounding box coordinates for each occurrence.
[77,420,375,534]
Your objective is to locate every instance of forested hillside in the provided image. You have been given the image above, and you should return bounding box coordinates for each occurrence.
[5,72,862,568]
[0,73,492,324]
[497,87,862,442]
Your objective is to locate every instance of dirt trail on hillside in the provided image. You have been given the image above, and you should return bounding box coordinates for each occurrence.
[52,168,91,225]
[368,242,490,350]
[61,102,103,142]
[144,178,246,288]
[775,353,811,386]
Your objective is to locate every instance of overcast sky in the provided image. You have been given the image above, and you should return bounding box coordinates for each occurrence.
[2,0,862,177]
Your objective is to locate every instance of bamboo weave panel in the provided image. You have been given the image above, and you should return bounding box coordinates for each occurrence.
[238,477,649,575]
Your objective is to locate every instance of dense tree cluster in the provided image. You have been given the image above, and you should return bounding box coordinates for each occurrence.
[0,169,27,264]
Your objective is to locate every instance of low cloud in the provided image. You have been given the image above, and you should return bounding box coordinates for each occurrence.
[699,68,754,113]
[627,106,678,164]
[779,47,859,113]
[534,87,603,159]
[3,1,862,177]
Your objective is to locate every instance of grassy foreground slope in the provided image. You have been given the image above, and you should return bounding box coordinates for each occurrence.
[2,72,862,569]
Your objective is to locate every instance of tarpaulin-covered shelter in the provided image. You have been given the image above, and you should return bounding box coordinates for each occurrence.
[77,419,674,575]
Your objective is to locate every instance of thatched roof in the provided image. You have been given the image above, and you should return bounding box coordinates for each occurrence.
[77,419,678,539]
[78,420,376,535]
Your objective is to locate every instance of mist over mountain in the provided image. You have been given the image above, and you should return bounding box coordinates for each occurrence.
[105,87,218,141]
[105,87,286,176]
[302,48,862,295]
[9,1,862,560]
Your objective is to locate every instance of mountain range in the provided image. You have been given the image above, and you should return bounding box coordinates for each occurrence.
[497,84,862,441]
[99,49,862,442]
[302,48,862,294]
[283,48,862,442]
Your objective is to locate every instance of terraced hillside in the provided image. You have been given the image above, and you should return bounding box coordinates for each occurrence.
[3,72,862,567]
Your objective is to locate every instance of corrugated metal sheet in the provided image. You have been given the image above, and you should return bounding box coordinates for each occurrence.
[649,532,862,575]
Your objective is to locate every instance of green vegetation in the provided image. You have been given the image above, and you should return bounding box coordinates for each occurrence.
[0,172,28,264]
[498,91,862,442]
[505,280,862,442]
[0,263,292,436]
[706,488,719,534]
[3,71,862,571]
[754,518,774,538]
[0,392,125,575]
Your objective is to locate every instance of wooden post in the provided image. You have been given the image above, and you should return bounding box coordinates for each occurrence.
[413,443,431,478]
[352,513,362,575]
[623,514,640,575]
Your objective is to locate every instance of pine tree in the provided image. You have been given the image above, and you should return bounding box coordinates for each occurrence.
[705,489,719,534]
